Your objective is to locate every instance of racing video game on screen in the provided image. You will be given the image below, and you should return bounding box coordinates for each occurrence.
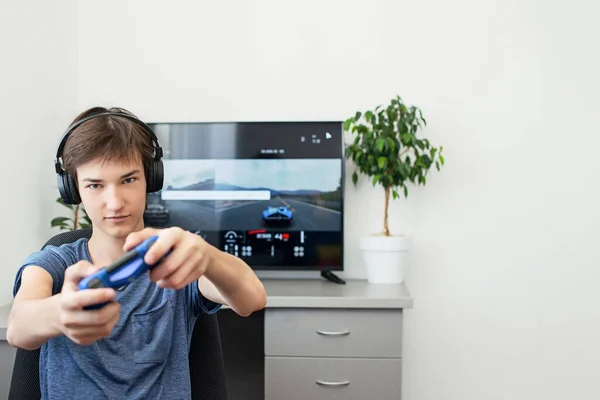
[146,159,341,232]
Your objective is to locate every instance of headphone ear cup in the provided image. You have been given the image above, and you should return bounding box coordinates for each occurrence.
[57,172,70,204]
[146,159,164,193]
[67,173,81,204]
[58,172,81,205]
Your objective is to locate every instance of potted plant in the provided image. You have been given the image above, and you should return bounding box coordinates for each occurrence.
[344,95,444,283]
[51,197,92,231]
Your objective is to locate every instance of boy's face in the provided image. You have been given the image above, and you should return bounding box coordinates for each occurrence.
[76,156,147,240]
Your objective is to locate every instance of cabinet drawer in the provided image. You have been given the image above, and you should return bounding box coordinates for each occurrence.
[265,308,402,358]
[265,356,401,400]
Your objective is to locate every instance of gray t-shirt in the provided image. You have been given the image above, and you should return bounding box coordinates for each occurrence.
[12,237,221,400]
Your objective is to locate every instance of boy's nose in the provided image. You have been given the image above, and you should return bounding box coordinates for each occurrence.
[105,186,125,211]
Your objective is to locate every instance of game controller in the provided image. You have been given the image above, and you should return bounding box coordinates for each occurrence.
[78,235,168,309]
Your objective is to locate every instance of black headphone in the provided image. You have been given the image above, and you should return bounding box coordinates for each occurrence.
[54,111,164,205]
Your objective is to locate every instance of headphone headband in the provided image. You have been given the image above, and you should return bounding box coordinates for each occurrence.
[54,111,163,174]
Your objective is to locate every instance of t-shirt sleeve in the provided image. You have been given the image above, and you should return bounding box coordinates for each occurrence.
[186,279,222,316]
[13,246,69,297]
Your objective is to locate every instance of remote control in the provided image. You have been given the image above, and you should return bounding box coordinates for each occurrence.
[78,235,168,309]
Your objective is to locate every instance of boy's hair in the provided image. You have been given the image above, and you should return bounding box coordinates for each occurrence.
[62,107,155,181]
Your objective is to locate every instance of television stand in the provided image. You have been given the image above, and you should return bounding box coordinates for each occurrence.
[320,270,346,285]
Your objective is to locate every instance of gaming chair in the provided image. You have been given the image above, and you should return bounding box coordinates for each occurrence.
[8,228,228,400]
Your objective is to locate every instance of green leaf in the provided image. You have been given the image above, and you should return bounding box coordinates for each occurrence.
[51,217,71,227]
[440,155,445,165]
[54,222,71,231]
[353,151,363,164]
[377,157,386,169]
[56,197,74,210]
[372,175,381,186]
[387,137,395,152]
[354,111,362,121]
[403,186,408,197]
[422,154,431,168]
[376,138,385,152]
[343,119,352,131]
[352,171,358,185]
[418,109,426,124]
[392,190,399,200]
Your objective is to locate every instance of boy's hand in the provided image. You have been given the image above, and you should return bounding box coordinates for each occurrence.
[58,261,121,346]
[124,227,212,290]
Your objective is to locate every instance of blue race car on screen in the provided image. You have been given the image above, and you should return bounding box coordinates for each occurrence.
[262,206,293,226]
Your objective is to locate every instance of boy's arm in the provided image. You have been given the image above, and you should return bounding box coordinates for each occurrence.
[200,246,267,317]
[7,266,64,350]
[8,262,121,350]
[198,276,225,306]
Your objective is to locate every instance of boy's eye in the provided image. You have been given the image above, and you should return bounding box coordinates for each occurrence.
[124,177,137,184]
[87,184,101,190]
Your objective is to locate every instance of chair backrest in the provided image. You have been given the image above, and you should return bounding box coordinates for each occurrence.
[9,228,228,400]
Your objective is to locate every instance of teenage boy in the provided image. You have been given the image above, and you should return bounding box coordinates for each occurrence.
[7,107,267,399]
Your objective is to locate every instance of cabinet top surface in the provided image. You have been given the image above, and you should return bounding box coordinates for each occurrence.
[262,279,413,309]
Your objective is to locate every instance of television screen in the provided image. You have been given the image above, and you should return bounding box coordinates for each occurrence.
[144,122,344,271]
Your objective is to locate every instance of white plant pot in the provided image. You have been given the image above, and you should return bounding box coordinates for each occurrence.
[359,234,411,284]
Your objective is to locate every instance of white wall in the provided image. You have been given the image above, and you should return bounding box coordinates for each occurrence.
[0,0,592,398]
[0,0,78,305]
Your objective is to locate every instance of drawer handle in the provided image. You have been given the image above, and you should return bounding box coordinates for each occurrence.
[316,379,350,387]
[316,330,350,336]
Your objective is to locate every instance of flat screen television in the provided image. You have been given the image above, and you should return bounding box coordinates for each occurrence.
[143,122,344,272]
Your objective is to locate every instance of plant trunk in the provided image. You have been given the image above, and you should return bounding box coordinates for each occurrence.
[74,205,79,230]
[384,187,390,236]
